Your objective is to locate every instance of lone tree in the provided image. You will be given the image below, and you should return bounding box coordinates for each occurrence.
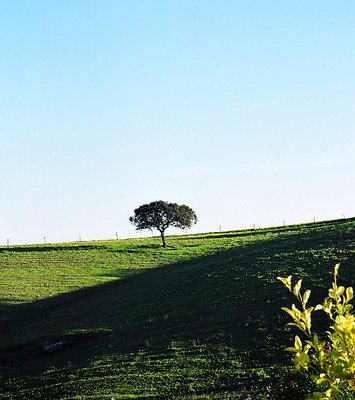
[129,200,197,247]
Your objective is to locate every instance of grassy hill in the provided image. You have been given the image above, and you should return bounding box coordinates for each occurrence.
[0,219,354,399]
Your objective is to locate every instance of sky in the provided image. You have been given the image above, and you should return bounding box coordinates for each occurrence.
[0,0,354,245]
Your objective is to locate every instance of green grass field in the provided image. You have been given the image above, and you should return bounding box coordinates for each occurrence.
[0,219,354,399]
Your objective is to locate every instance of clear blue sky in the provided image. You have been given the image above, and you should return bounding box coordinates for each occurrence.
[1,1,354,244]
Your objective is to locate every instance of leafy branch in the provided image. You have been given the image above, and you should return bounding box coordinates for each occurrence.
[277,264,355,399]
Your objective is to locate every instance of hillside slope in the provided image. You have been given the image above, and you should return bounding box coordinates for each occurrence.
[0,219,354,399]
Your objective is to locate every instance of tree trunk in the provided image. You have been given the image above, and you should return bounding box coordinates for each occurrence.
[160,230,166,247]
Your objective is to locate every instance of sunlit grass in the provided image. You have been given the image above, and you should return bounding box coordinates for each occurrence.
[0,218,354,399]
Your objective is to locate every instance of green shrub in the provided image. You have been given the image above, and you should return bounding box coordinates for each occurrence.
[278,264,355,399]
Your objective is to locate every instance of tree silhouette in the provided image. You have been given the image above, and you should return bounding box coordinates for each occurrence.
[129,200,197,247]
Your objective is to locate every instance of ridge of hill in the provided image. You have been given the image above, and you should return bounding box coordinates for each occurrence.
[0,218,354,399]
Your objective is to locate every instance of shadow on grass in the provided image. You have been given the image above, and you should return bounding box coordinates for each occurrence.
[108,243,180,253]
[178,217,355,241]
[0,221,354,379]
[0,244,102,253]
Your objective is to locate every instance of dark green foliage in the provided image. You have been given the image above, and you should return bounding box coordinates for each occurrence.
[0,218,354,399]
[129,200,197,247]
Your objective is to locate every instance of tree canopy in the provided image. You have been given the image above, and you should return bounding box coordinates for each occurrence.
[129,200,197,247]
